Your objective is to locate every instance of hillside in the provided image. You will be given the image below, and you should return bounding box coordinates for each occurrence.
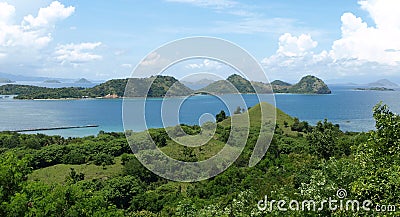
[277,75,331,94]
[124,76,193,97]
[199,74,256,94]
[200,74,331,94]
[271,80,291,86]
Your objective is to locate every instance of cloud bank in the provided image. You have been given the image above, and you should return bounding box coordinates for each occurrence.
[262,0,400,82]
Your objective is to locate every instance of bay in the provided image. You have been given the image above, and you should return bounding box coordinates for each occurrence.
[0,86,399,137]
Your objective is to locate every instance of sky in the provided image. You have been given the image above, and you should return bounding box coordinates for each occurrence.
[0,0,399,83]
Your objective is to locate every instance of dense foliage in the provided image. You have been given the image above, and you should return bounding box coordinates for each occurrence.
[0,103,398,216]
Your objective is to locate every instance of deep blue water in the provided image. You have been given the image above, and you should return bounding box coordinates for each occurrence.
[0,85,399,137]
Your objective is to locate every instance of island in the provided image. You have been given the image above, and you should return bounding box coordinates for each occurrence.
[0,75,192,99]
[354,87,395,91]
[43,80,62,83]
[75,78,92,84]
[200,74,331,94]
[0,78,15,83]
[0,74,331,99]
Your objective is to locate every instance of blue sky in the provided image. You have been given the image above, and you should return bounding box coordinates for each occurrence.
[0,0,399,83]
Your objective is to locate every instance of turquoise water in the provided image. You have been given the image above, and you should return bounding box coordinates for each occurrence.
[0,86,399,137]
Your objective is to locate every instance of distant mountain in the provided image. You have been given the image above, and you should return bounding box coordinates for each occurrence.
[355,87,395,91]
[368,79,399,87]
[43,80,61,83]
[200,74,331,94]
[0,72,65,82]
[0,78,15,83]
[181,78,215,90]
[75,78,92,84]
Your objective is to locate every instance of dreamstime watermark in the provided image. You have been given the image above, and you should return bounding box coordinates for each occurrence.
[122,37,276,182]
[257,189,396,213]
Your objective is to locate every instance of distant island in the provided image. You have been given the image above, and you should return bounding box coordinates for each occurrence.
[75,78,92,84]
[368,79,398,87]
[355,87,395,91]
[0,78,15,83]
[43,80,62,83]
[0,74,331,99]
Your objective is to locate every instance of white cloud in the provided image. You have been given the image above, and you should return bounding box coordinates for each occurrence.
[140,52,161,66]
[22,1,75,30]
[277,33,317,57]
[0,2,15,23]
[121,63,132,68]
[262,0,400,81]
[0,1,74,49]
[185,59,223,70]
[55,42,102,64]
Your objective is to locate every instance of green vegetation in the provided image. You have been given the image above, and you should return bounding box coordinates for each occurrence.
[1,103,399,216]
[280,75,332,94]
[0,74,332,99]
[201,74,331,94]
[271,80,291,86]
[0,75,193,99]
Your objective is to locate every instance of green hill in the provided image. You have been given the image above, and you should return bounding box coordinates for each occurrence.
[200,74,330,94]
[200,74,256,94]
[271,80,291,86]
[284,75,331,94]
[124,76,193,97]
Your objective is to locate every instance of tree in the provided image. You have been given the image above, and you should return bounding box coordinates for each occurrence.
[307,119,341,159]
[65,168,84,184]
[216,110,227,122]
[352,103,400,206]
[0,153,31,215]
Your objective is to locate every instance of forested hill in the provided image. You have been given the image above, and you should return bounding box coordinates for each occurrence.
[0,74,331,99]
[271,75,332,94]
[0,76,193,99]
[200,74,331,94]
[1,102,399,215]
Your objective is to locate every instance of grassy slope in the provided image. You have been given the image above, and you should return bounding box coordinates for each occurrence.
[28,102,298,184]
[29,157,123,184]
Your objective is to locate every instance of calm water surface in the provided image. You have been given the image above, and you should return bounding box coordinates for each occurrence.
[0,86,399,137]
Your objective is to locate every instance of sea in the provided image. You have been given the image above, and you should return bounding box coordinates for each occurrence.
[1,84,399,137]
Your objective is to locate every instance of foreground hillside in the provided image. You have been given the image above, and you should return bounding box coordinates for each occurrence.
[0,102,398,216]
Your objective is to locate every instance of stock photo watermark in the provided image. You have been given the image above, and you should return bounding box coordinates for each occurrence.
[257,189,396,213]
